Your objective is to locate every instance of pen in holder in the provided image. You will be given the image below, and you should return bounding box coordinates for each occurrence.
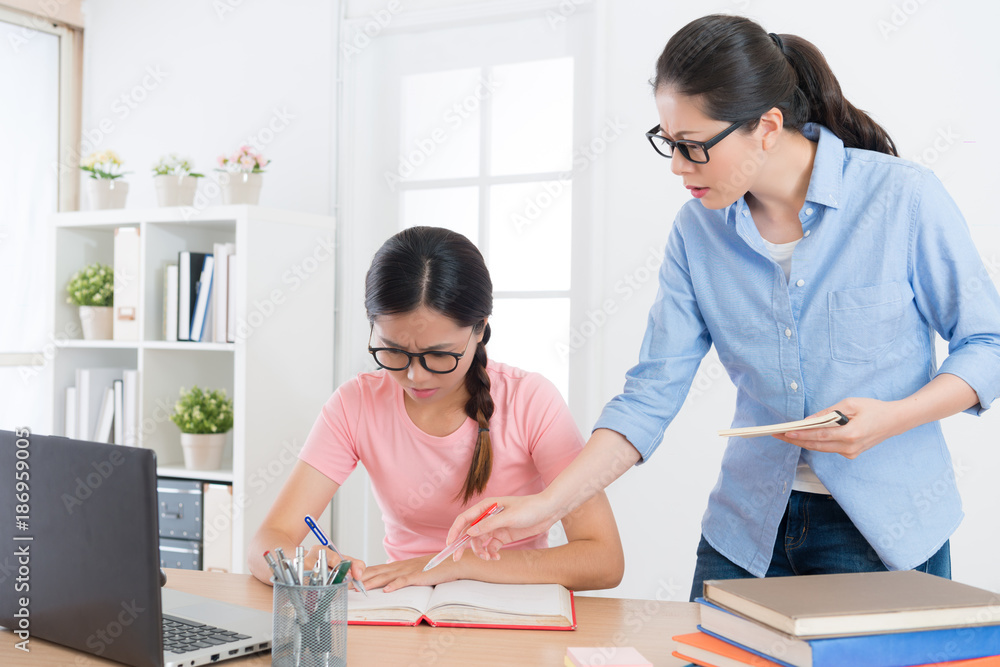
[272,577,348,667]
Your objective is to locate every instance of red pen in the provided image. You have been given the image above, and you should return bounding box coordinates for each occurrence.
[423,503,504,571]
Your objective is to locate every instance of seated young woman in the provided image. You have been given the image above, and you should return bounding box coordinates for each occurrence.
[248,226,624,592]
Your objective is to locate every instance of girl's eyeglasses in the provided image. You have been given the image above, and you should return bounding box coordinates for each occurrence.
[368,327,476,374]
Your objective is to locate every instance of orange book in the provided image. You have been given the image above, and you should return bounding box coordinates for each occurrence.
[673,631,1000,667]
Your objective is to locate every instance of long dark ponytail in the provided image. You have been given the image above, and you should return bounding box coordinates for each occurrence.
[653,14,897,156]
[364,226,495,504]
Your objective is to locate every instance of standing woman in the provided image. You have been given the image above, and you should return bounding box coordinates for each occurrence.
[449,14,1000,599]
[249,226,624,592]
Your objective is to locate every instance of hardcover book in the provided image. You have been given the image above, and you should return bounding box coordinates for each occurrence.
[347,580,575,630]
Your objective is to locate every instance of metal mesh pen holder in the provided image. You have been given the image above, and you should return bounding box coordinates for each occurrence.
[272,578,348,667]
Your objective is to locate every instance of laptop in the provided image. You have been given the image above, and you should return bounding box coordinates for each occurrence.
[0,429,272,667]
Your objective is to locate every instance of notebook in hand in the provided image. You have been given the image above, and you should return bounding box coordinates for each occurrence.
[718,411,848,438]
[697,598,1000,667]
[347,580,576,630]
[703,571,1000,638]
[0,429,271,667]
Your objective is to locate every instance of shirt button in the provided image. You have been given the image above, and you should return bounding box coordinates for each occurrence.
[742,210,749,217]
[785,328,792,338]
[796,279,805,287]
[805,207,814,215]
[790,381,799,391]
[803,230,811,237]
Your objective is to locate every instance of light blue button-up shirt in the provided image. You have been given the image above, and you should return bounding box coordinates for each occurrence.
[595,123,1000,576]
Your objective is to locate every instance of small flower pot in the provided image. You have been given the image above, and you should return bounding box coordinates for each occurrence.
[220,172,263,205]
[84,179,129,210]
[180,432,228,470]
[154,174,199,207]
[79,305,113,340]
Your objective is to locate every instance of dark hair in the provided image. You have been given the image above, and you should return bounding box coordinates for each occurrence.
[652,14,897,156]
[365,226,494,504]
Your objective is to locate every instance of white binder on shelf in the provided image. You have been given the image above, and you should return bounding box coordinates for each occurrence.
[113,227,140,341]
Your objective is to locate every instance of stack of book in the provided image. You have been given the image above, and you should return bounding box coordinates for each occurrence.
[164,243,237,343]
[674,571,1000,667]
[64,367,139,446]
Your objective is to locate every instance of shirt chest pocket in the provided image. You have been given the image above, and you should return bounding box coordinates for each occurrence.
[828,282,911,364]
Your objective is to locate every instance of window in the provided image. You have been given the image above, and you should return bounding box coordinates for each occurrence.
[0,11,68,431]
[396,57,575,397]
[341,8,594,405]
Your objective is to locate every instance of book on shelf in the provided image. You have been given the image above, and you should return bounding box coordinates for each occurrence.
[113,226,140,341]
[177,251,210,342]
[565,646,651,666]
[346,580,576,630]
[213,242,235,343]
[122,369,139,447]
[64,386,77,439]
[189,254,215,342]
[703,571,1000,638]
[93,387,115,444]
[718,412,848,438]
[164,263,178,342]
[112,379,124,445]
[698,597,1000,667]
[75,367,126,443]
[202,483,233,573]
[226,254,236,343]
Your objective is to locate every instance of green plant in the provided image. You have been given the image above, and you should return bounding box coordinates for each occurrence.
[170,386,234,434]
[65,262,115,307]
[152,153,204,177]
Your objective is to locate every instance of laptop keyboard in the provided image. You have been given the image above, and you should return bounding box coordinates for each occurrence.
[163,614,251,654]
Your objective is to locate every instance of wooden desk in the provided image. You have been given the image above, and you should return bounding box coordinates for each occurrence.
[1,569,700,666]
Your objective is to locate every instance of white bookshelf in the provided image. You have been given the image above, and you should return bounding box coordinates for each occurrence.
[49,204,336,573]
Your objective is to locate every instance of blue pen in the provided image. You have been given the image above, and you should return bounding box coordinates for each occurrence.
[304,515,367,597]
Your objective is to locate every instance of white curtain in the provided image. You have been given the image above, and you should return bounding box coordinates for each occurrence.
[0,20,60,431]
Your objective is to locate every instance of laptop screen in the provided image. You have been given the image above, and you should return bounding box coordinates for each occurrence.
[0,428,165,667]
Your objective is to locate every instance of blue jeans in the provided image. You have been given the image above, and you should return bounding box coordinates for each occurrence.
[689,491,952,601]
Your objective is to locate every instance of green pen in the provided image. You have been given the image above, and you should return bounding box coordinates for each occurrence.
[329,559,352,585]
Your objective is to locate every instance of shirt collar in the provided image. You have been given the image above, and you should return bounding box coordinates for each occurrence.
[726,122,843,225]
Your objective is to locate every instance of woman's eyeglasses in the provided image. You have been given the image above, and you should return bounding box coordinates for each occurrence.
[368,327,476,374]
[645,121,744,164]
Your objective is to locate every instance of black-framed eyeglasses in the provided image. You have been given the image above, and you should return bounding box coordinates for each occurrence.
[645,121,744,164]
[368,326,477,374]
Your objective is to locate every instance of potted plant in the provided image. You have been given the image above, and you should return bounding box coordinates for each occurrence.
[152,154,204,207]
[66,262,115,339]
[216,145,269,205]
[170,385,234,471]
[80,150,129,209]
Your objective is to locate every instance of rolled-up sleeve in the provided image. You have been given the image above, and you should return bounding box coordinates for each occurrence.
[910,171,1000,414]
[594,222,712,461]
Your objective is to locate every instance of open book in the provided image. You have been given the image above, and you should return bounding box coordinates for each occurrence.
[718,411,848,438]
[347,580,576,630]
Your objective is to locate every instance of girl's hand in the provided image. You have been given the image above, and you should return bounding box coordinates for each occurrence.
[446,494,558,562]
[361,555,458,593]
[773,397,903,459]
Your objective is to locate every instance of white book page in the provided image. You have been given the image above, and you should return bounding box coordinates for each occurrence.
[347,585,434,614]
[427,581,565,617]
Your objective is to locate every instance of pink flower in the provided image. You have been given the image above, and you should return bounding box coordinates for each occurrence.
[217,155,227,168]
[256,155,269,168]
[239,155,256,170]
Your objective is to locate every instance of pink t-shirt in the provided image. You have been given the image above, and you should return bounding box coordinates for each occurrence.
[298,360,584,562]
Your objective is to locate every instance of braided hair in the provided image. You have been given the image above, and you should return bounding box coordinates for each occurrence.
[364,226,495,503]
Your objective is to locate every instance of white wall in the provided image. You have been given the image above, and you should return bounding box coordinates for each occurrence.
[78,0,337,215]
[78,0,1000,599]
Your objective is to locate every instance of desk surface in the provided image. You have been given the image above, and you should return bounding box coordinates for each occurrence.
[1,568,700,666]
